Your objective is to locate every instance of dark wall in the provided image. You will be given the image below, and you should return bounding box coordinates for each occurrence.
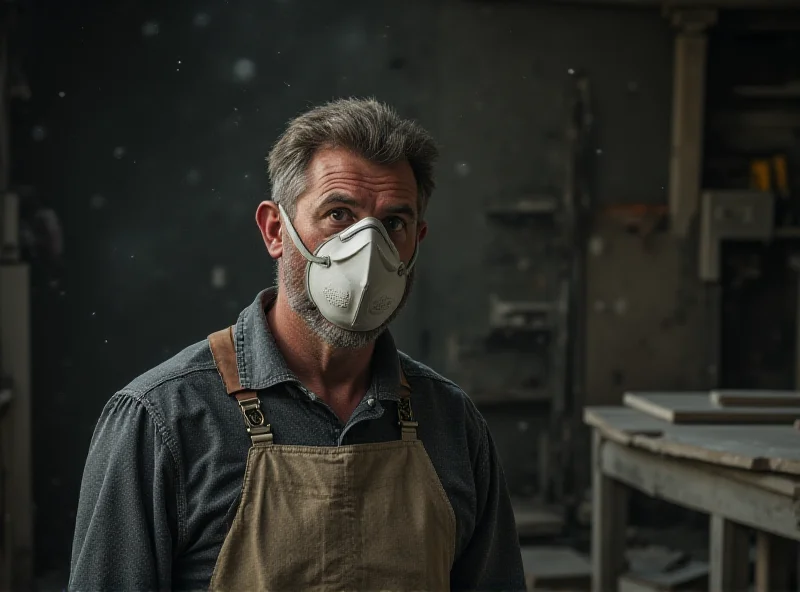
[426,2,673,496]
[16,0,673,576]
[22,0,441,573]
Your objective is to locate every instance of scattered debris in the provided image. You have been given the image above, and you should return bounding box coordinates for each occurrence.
[521,545,590,591]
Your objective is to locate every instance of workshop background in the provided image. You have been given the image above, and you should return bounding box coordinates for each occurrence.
[3,0,800,589]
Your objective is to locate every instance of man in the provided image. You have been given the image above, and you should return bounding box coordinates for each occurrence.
[70,98,525,591]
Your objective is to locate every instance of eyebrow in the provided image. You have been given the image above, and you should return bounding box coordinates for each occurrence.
[317,193,359,211]
[384,204,416,220]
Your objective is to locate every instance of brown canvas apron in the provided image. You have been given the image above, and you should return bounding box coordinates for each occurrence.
[207,326,457,591]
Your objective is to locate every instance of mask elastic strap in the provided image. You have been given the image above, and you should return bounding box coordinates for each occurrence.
[403,242,419,276]
[278,204,330,267]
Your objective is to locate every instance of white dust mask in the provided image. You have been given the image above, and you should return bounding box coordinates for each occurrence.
[279,204,418,332]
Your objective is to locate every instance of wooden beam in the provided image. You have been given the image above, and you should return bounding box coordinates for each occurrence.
[591,432,628,592]
[0,264,32,591]
[709,515,750,592]
[667,8,717,237]
[711,390,800,408]
[599,437,800,541]
[754,531,795,592]
[622,391,800,424]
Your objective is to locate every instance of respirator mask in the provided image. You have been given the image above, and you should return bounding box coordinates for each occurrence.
[279,204,418,332]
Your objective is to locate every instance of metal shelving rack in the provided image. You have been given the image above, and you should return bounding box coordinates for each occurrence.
[465,73,593,514]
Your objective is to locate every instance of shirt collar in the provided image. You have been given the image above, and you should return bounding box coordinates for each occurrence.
[233,288,403,400]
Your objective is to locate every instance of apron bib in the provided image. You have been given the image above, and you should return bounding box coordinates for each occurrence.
[207,326,456,591]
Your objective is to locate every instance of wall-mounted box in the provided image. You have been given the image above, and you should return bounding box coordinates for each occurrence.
[698,190,774,282]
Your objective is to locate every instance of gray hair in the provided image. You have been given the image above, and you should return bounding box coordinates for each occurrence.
[267,98,438,219]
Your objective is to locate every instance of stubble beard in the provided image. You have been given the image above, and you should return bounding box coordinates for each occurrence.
[278,233,415,349]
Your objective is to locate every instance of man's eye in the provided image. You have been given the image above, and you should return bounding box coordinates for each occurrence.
[329,209,351,222]
[384,217,406,232]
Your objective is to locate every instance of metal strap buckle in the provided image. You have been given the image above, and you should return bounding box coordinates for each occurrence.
[398,397,414,423]
[397,397,418,441]
[237,394,273,445]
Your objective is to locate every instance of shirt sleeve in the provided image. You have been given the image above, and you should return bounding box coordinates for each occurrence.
[69,392,180,592]
[450,419,526,591]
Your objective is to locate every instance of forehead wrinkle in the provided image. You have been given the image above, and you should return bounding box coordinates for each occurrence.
[315,192,360,210]
[305,155,419,215]
[313,169,413,191]
[313,177,416,204]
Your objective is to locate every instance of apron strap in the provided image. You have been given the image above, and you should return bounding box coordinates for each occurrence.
[208,326,273,445]
[397,367,418,442]
[210,326,417,444]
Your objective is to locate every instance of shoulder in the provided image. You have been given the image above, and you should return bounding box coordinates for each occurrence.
[399,351,464,397]
[123,339,218,398]
[100,338,241,473]
[110,339,227,434]
[398,351,488,435]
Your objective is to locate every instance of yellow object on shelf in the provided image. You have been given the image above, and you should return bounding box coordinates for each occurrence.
[750,155,789,199]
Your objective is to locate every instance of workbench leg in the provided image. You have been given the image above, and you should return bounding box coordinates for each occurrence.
[591,431,628,592]
[709,514,750,592]
[754,531,795,592]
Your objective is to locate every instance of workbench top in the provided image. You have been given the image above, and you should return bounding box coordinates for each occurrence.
[585,405,800,480]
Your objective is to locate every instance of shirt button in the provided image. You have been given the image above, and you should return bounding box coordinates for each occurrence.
[367,398,376,408]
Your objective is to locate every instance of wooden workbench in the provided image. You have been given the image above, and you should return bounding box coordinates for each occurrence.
[585,406,800,592]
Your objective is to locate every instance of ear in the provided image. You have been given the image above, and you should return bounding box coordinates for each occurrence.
[256,201,283,259]
[417,220,429,243]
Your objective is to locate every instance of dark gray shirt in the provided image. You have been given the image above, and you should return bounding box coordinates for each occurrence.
[69,289,525,591]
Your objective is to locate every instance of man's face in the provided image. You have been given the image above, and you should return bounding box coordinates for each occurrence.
[278,147,426,349]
